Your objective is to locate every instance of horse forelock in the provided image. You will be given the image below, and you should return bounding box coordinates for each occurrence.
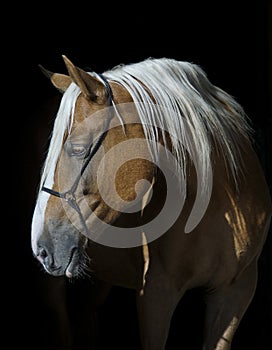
[39,82,81,192]
[104,57,252,191]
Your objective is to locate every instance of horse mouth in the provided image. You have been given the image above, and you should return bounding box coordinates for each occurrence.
[65,247,80,278]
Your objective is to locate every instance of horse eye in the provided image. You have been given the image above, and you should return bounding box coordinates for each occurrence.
[71,145,86,157]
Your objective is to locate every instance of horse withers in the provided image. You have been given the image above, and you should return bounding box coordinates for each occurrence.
[31,56,271,349]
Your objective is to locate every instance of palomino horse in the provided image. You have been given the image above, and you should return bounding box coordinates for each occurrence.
[31,55,271,349]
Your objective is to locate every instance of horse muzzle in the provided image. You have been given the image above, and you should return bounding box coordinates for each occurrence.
[36,245,80,278]
[35,230,87,278]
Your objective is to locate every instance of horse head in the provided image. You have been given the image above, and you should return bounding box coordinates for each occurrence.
[31,56,156,278]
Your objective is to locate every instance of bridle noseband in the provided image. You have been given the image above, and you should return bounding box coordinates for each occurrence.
[41,73,114,234]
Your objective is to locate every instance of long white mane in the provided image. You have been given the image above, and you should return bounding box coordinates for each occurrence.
[104,57,251,191]
[40,57,252,194]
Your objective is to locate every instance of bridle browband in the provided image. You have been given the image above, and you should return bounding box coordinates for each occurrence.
[41,73,114,234]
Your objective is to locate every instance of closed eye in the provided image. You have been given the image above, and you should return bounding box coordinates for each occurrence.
[70,144,87,157]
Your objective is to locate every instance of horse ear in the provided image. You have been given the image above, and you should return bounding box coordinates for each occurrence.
[39,64,72,93]
[62,55,107,103]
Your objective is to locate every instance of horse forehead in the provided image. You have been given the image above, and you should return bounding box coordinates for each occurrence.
[74,94,103,123]
[73,83,132,120]
[71,83,133,131]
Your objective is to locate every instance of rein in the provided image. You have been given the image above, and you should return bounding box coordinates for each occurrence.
[41,74,114,233]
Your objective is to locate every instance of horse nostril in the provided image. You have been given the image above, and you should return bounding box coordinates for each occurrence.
[38,247,48,260]
[37,246,55,268]
[36,246,49,264]
[37,245,63,274]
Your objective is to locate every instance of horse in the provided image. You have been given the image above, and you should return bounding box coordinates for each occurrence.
[31,55,271,349]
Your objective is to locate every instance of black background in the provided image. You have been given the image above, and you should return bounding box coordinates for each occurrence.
[8,1,271,349]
